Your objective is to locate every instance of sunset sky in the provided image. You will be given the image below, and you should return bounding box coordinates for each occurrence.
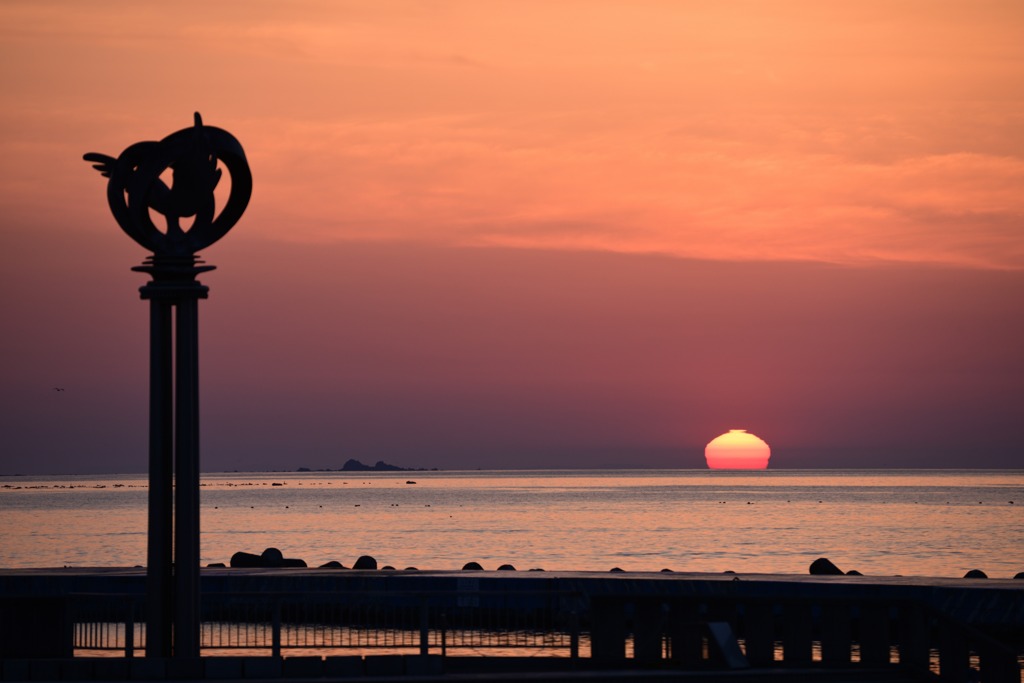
[1,1,1022,473]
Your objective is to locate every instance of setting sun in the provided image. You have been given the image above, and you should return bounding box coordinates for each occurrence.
[705,430,771,470]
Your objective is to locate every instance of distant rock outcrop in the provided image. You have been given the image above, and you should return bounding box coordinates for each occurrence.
[298,460,436,472]
[342,459,407,471]
[964,569,988,579]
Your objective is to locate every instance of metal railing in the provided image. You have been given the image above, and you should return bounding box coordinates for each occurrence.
[70,590,582,658]
[54,587,1024,681]
[588,594,1022,682]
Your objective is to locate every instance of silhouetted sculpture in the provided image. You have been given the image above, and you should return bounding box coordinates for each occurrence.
[84,113,251,257]
[85,113,251,660]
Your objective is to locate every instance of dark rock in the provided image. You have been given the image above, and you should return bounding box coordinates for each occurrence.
[207,562,226,568]
[404,567,418,571]
[462,561,483,571]
[497,564,516,571]
[609,567,624,572]
[319,561,344,568]
[228,548,306,568]
[341,459,374,471]
[964,569,988,579]
[809,557,844,575]
[660,568,674,573]
[261,547,284,567]
[230,551,263,568]
[1014,572,1024,579]
[846,570,863,576]
[341,459,411,472]
[353,555,377,570]
[381,565,395,570]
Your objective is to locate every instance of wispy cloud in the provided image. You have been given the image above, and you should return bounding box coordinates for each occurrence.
[2,0,1022,268]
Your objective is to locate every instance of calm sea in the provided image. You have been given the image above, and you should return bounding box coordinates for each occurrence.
[1,469,1021,578]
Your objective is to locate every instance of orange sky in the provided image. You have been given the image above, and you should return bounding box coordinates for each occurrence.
[3,1,1023,266]
[1,2,1023,472]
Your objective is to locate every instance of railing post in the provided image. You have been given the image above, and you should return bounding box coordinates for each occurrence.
[125,599,135,658]
[419,597,429,656]
[441,611,447,658]
[937,625,970,681]
[820,600,852,666]
[858,602,892,666]
[590,597,628,662]
[632,599,663,662]
[742,600,775,666]
[977,640,1020,683]
[782,600,814,666]
[569,610,579,660]
[897,602,930,675]
[272,600,281,658]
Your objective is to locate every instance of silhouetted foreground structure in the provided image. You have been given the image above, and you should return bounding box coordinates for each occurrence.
[83,115,251,659]
[1,569,1021,681]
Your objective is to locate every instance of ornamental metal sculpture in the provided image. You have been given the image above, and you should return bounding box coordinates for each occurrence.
[85,112,251,257]
[85,113,251,658]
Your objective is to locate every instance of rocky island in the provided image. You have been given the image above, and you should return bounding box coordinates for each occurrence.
[296,459,435,472]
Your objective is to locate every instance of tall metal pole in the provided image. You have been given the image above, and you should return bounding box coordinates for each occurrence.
[138,265,210,659]
[85,114,251,659]
[145,298,173,658]
[174,292,203,659]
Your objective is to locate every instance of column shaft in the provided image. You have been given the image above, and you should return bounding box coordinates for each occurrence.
[174,297,202,658]
[146,299,174,659]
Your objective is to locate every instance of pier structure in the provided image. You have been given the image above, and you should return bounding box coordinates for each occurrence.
[81,116,251,658]
[0,569,1021,681]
